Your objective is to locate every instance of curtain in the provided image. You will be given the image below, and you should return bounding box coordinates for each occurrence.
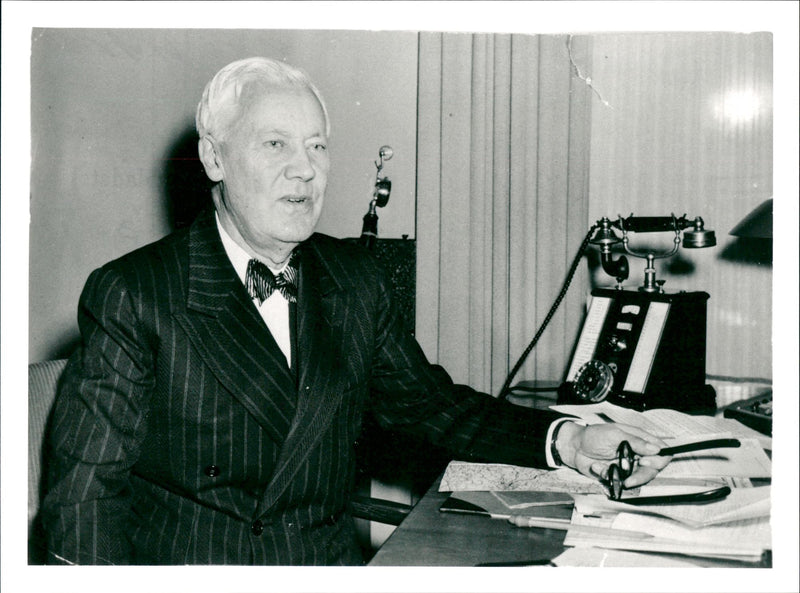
[415,32,593,396]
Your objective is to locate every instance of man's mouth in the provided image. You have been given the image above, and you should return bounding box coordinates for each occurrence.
[284,194,311,204]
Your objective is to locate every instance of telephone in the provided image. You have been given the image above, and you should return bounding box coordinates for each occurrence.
[359,145,393,249]
[501,213,718,415]
[558,214,717,414]
[558,287,716,413]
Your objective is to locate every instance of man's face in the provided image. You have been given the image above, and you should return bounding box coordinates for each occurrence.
[208,84,329,259]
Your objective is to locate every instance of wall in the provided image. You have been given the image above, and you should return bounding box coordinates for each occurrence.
[29,29,418,362]
[585,32,773,383]
[30,29,776,387]
[415,33,593,395]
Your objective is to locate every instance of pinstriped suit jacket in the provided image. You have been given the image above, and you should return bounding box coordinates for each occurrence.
[42,207,563,565]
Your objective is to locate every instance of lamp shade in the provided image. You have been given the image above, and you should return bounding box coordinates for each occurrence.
[730,199,772,239]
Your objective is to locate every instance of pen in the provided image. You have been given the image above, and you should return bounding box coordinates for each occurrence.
[475,559,556,567]
[508,515,652,539]
[507,515,571,528]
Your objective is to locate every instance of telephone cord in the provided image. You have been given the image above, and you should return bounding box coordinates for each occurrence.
[498,224,599,400]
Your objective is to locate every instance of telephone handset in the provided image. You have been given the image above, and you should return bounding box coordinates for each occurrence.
[501,213,718,415]
[359,145,393,249]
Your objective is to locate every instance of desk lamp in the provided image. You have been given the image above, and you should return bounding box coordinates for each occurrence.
[730,199,772,239]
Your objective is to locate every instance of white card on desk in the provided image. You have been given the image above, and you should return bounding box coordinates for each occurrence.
[657,437,771,479]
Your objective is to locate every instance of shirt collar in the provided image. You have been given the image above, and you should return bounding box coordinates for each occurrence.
[215,213,289,284]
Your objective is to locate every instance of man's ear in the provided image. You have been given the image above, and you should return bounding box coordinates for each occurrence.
[198,135,224,182]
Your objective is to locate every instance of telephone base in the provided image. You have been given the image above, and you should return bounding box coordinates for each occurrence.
[722,392,772,435]
[557,382,717,415]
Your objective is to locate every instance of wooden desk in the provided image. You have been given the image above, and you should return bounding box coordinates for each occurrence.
[369,475,772,567]
[368,477,567,566]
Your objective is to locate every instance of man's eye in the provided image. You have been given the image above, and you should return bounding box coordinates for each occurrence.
[264,140,284,149]
[311,143,327,152]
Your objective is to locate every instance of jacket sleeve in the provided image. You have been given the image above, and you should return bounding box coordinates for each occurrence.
[365,267,564,469]
[41,266,155,565]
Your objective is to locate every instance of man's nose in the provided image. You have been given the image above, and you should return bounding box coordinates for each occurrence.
[284,147,315,181]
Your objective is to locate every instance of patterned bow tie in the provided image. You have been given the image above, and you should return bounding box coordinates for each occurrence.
[245,253,299,304]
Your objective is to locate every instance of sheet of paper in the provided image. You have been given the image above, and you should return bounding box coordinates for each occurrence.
[563,533,765,562]
[572,485,771,527]
[657,437,771,478]
[438,461,605,493]
[441,490,573,519]
[552,546,704,567]
[551,401,772,449]
[491,490,573,509]
[564,509,766,561]
[636,476,732,496]
[612,511,772,549]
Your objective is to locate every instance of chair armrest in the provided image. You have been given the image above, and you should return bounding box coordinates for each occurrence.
[349,495,412,526]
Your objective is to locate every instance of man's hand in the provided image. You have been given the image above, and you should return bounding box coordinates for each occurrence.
[555,422,672,488]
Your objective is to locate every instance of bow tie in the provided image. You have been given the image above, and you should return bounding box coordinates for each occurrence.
[245,253,299,304]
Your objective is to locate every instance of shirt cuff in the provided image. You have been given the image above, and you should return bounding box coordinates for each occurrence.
[545,418,585,468]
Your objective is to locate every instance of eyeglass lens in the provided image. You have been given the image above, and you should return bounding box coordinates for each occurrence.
[607,440,635,500]
[618,440,634,477]
[608,463,624,500]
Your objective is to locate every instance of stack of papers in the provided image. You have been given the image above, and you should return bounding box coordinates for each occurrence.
[564,486,771,563]
[437,402,773,566]
[440,401,771,494]
[551,400,772,449]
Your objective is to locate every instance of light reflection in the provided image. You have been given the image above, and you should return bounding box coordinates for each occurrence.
[714,90,762,125]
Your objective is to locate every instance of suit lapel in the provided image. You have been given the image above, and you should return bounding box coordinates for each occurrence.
[173,215,353,513]
[173,210,297,444]
[256,238,352,515]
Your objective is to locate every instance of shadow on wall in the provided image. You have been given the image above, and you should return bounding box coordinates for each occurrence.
[41,127,212,361]
[161,125,214,230]
[718,238,772,267]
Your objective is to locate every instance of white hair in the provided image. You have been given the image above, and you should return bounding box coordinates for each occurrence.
[195,57,330,140]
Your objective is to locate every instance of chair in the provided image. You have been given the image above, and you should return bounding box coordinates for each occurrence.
[28,358,68,564]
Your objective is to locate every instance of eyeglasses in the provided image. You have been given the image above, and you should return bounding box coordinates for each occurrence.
[605,437,741,502]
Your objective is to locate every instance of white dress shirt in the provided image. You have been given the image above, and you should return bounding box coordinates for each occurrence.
[216,215,292,367]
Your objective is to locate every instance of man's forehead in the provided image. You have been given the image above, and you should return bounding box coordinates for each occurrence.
[238,84,324,122]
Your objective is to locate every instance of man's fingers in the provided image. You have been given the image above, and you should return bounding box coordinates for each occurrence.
[623,466,661,489]
[638,455,672,470]
[613,424,667,450]
[589,461,610,480]
[627,436,661,456]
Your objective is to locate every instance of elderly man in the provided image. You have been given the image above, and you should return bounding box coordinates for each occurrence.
[42,57,669,565]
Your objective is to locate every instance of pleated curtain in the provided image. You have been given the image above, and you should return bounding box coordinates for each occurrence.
[415,32,593,396]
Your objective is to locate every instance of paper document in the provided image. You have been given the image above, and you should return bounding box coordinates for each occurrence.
[561,485,771,563]
[612,512,771,549]
[551,401,772,449]
[657,437,771,479]
[572,485,771,528]
[564,507,767,562]
[439,461,606,494]
[439,490,573,519]
[552,547,705,567]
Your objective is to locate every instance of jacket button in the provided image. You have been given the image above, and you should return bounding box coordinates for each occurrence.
[204,465,220,477]
[251,520,264,536]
